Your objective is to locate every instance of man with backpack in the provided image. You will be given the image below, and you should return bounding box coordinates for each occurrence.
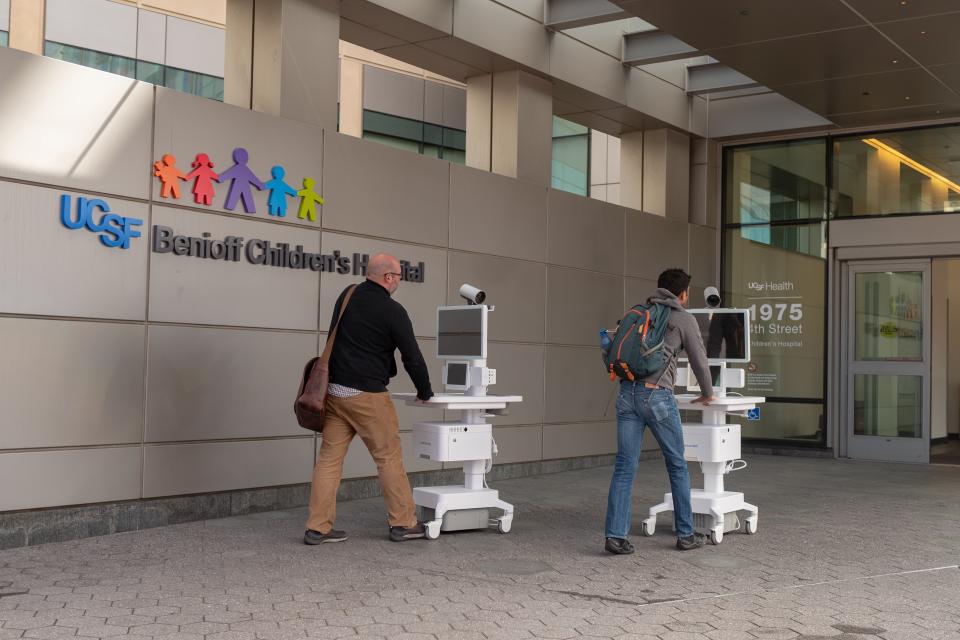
[601,268,715,554]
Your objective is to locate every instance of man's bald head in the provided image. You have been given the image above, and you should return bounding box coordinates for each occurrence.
[366,252,403,294]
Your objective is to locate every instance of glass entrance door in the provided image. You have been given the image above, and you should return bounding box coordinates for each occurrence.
[843,262,930,463]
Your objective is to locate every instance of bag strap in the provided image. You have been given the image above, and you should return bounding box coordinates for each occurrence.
[320,284,358,364]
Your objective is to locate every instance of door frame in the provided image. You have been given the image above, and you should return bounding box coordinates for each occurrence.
[839,259,931,463]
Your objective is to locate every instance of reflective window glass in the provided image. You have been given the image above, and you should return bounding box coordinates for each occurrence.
[724,139,827,224]
[834,125,960,216]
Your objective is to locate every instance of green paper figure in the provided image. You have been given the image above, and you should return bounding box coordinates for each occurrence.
[297,177,324,222]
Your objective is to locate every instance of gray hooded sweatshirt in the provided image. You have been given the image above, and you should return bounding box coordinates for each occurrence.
[644,288,714,397]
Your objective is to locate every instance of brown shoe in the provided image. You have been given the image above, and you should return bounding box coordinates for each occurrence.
[389,522,426,542]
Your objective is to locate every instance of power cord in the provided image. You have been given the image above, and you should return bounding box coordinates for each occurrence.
[483,436,499,489]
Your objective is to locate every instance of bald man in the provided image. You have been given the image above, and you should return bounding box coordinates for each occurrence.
[304,253,434,544]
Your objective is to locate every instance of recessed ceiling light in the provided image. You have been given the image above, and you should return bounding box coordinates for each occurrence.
[920,30,927,35]
[900,0,908,5]
[862,91,871,96]
[905,96,911,100]
[739,9,750,16]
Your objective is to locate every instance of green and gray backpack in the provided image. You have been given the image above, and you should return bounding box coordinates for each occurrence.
[602,303,674,382]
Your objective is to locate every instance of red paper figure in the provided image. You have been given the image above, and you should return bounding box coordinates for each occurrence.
[153,154,187,199]
[186,153,219,206]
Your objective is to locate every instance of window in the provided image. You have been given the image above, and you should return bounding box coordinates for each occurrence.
[834,124,960,217]
[552,116,589,196]
[361,110,466,164]
[0,31,8,48]
[723,140,828,445]
[44,41,223,101]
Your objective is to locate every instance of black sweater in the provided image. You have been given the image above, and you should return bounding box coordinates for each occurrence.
[328,280,433,400]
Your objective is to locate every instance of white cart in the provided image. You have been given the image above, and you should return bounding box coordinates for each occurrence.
[392,392,523,540]
[641,366,765,544]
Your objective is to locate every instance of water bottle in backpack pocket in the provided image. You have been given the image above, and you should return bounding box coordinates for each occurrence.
[601,303,674,382]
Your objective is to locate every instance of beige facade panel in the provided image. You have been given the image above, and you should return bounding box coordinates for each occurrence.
[143,438,314,497]
[321,133,449,247]
[544,346,619,424]
[446,251,546,343]
[452,0,550,74]
[0,182,148,320]
[688,223,718,289]
[625,276,659,308]
[0,49,153,199]
[148,206,320,330]
[0,447,141,511]
[546,266,624,347]
[0,319,145,450]
[549,32,628,105]
[481,342,544,427]
[318,233,448,339]
[449,164,548,262]
[542,422,616,459]
[625,211,689,281]
[547,190,625,275]
[145,325,317,442]
[153,87,324,225]
[490,424,542,464]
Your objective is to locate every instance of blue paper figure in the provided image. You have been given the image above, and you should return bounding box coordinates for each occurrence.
[219,147,264,214]
[265,165,298,217]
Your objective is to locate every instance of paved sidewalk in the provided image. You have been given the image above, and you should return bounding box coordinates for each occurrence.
[1,455,959,640]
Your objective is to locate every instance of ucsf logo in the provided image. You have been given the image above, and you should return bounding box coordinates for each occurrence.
[60,195,143,249]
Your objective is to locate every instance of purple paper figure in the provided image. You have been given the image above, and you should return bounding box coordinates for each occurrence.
[219,147,264,214]
[265,166,298,217]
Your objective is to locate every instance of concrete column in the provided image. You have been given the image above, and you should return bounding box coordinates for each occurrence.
[643,128,690,221]
[689,138,719,227]
[337,57,363,137]
[466,70,552,186]
[225,0,339,129]
[8,0,44,54]
[466,74,493,172]
[620,131,643,211]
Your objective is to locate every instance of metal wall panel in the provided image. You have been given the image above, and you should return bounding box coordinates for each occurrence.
[0,182,148,320]
[148,206,320,330]
[0,319,145,449]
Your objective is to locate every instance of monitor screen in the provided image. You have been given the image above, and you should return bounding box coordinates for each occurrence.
[445,362,468,387]
[437,306,486,359]
[679,309,750,364]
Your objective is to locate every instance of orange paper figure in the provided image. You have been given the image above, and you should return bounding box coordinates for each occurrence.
[296,177,324,222]
[186,153,219,206]
[153,154,187,199]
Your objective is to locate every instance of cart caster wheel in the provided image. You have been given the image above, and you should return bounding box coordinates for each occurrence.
[496,518,512,534]
[745,518,757,535]
[710,529,723,545]
[640,520,655,536]
[425,521,441,540]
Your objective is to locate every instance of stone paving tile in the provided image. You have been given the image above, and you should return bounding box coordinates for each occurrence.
[1,457,960,639]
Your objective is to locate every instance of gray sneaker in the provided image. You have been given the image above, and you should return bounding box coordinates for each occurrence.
[605,537,635,555]
[389,522,427,542]
[676,533,705,551]
[303,529,348,545]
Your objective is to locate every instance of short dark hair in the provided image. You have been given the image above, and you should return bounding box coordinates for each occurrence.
[657,268,691,297]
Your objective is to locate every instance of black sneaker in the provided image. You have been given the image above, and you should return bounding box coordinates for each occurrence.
[605,537,635,555]
[676,533,705,551]
[389,522,427,542]
[303,529,348,545]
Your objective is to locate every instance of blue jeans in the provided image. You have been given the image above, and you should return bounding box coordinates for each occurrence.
[604,383,693,539]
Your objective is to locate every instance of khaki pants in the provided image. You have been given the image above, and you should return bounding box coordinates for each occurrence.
[305,392,417,533]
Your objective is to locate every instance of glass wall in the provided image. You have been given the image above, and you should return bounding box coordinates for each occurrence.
[723,140,828,444]
[552,116,589,196]
[834,125,960,217]
[362,110,466,163]
[44,42,224,101]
